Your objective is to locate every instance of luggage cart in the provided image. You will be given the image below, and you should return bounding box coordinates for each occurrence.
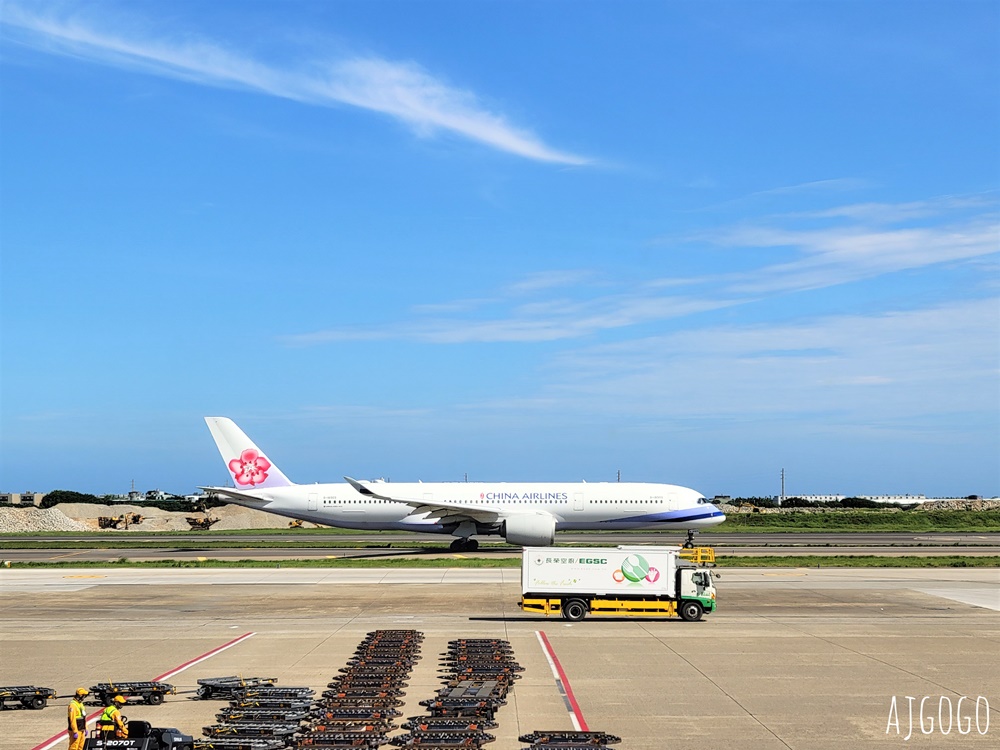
[202,724,301,740]
[517,730,622,746]
[294,730,387,747]
[401,718,498,732]
[193,739,286,750]
[196,678,278,701]
[0,686,56,710]
[216,708,311,724]
[90,682,176,706]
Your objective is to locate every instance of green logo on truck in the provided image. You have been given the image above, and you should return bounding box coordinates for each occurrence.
[620,554,650,582]
[612,554,661,584]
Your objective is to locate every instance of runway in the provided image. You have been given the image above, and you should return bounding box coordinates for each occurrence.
[1,567,997,750]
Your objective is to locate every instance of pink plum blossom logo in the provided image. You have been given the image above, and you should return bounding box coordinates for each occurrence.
[229,449,271,486]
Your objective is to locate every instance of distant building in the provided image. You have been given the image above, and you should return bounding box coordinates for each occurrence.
[0,492,46,507]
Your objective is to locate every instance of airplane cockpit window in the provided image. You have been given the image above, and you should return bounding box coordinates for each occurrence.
[696,497,709,504]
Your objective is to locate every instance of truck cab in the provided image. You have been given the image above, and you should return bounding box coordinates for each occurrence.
[677,567,717,621]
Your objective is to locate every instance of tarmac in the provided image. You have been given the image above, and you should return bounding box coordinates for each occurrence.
[1,567,998,749]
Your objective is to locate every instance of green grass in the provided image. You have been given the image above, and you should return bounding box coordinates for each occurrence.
[714,555,1000,567]
[5,555,999,569]
[704,510,1000,533]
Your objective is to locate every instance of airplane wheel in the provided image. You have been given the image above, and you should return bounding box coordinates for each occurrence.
[465,539,479,552]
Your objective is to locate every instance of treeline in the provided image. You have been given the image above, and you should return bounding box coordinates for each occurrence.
[38,490,228,513]
[730,496,919,510]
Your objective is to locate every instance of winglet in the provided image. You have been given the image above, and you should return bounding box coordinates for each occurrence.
[344,476,366,493]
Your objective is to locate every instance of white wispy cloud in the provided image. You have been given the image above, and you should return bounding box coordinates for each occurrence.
[712,218,999,294]
[547,298,1000,422]
[1,3,588,165]
[284,194,998,346]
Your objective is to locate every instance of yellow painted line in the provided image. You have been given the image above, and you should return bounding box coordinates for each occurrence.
[63,575,107,579]
[50,550,90,560]
[453,554,468,559]
[763,572,808,576]
[197,557,208,562]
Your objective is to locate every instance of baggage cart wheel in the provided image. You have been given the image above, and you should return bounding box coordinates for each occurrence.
[562,599,588,622]
[679,600,704,622]
[27,696,47,710]
[146,693,164,705]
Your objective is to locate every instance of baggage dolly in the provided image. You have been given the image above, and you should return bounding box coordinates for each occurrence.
[0,685,56,710]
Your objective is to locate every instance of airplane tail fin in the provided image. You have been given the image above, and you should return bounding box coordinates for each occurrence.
[204,417,293,489]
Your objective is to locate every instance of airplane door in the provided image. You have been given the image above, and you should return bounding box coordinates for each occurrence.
[574,492,584,511]
[308,493,318,511]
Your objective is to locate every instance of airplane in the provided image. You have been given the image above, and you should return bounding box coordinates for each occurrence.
[203,416,726,551]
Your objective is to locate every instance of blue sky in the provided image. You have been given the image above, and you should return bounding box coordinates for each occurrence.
[1,0,997,498]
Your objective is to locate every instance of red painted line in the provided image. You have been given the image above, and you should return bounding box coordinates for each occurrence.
[537,630,589,732]
[153,631,256,681]
[30,632,256,750]
[30,708,104,750]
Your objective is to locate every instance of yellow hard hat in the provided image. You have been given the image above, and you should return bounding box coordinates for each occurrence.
[113,695,127,704]
[75,688,89,697]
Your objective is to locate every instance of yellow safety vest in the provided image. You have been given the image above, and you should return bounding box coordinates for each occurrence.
[98,704,121,730]
[67,699,87,732]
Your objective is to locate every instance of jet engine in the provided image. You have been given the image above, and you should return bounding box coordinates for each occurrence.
[503,512,556,546]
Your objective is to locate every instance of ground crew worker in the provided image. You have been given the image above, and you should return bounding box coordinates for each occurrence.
[97,695,128,739]
[67,688,89,750]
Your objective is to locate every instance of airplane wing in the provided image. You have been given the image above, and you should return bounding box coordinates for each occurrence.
[344,476,512,524]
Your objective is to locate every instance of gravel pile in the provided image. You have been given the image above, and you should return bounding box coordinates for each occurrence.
[0,503,307,533]
[0,507,90,532]
[918,499,1000,511]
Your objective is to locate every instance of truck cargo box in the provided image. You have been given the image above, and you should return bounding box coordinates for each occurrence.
[521,546,682,597]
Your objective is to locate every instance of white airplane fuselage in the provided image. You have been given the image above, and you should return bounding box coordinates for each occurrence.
[203,416,725,548]
[218,480,725,533]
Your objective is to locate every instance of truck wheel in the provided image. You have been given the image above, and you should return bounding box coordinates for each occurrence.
[146,693,164,705]
[562,599,588,622]
[27,696,47,709]
[679,600,704,622]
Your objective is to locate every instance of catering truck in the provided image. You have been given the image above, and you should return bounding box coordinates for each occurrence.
[518,545,717,621]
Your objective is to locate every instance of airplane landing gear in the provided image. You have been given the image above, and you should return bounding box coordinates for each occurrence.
[683,529,698,549]
[449,537,479,552]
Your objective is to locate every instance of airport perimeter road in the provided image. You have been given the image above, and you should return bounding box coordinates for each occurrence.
[2,568,998,750]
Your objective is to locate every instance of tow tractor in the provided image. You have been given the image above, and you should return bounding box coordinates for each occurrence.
[83,720,193,750]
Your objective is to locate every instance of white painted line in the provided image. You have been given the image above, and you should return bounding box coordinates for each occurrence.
[30,632,256,750]
[536,630,588,731]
